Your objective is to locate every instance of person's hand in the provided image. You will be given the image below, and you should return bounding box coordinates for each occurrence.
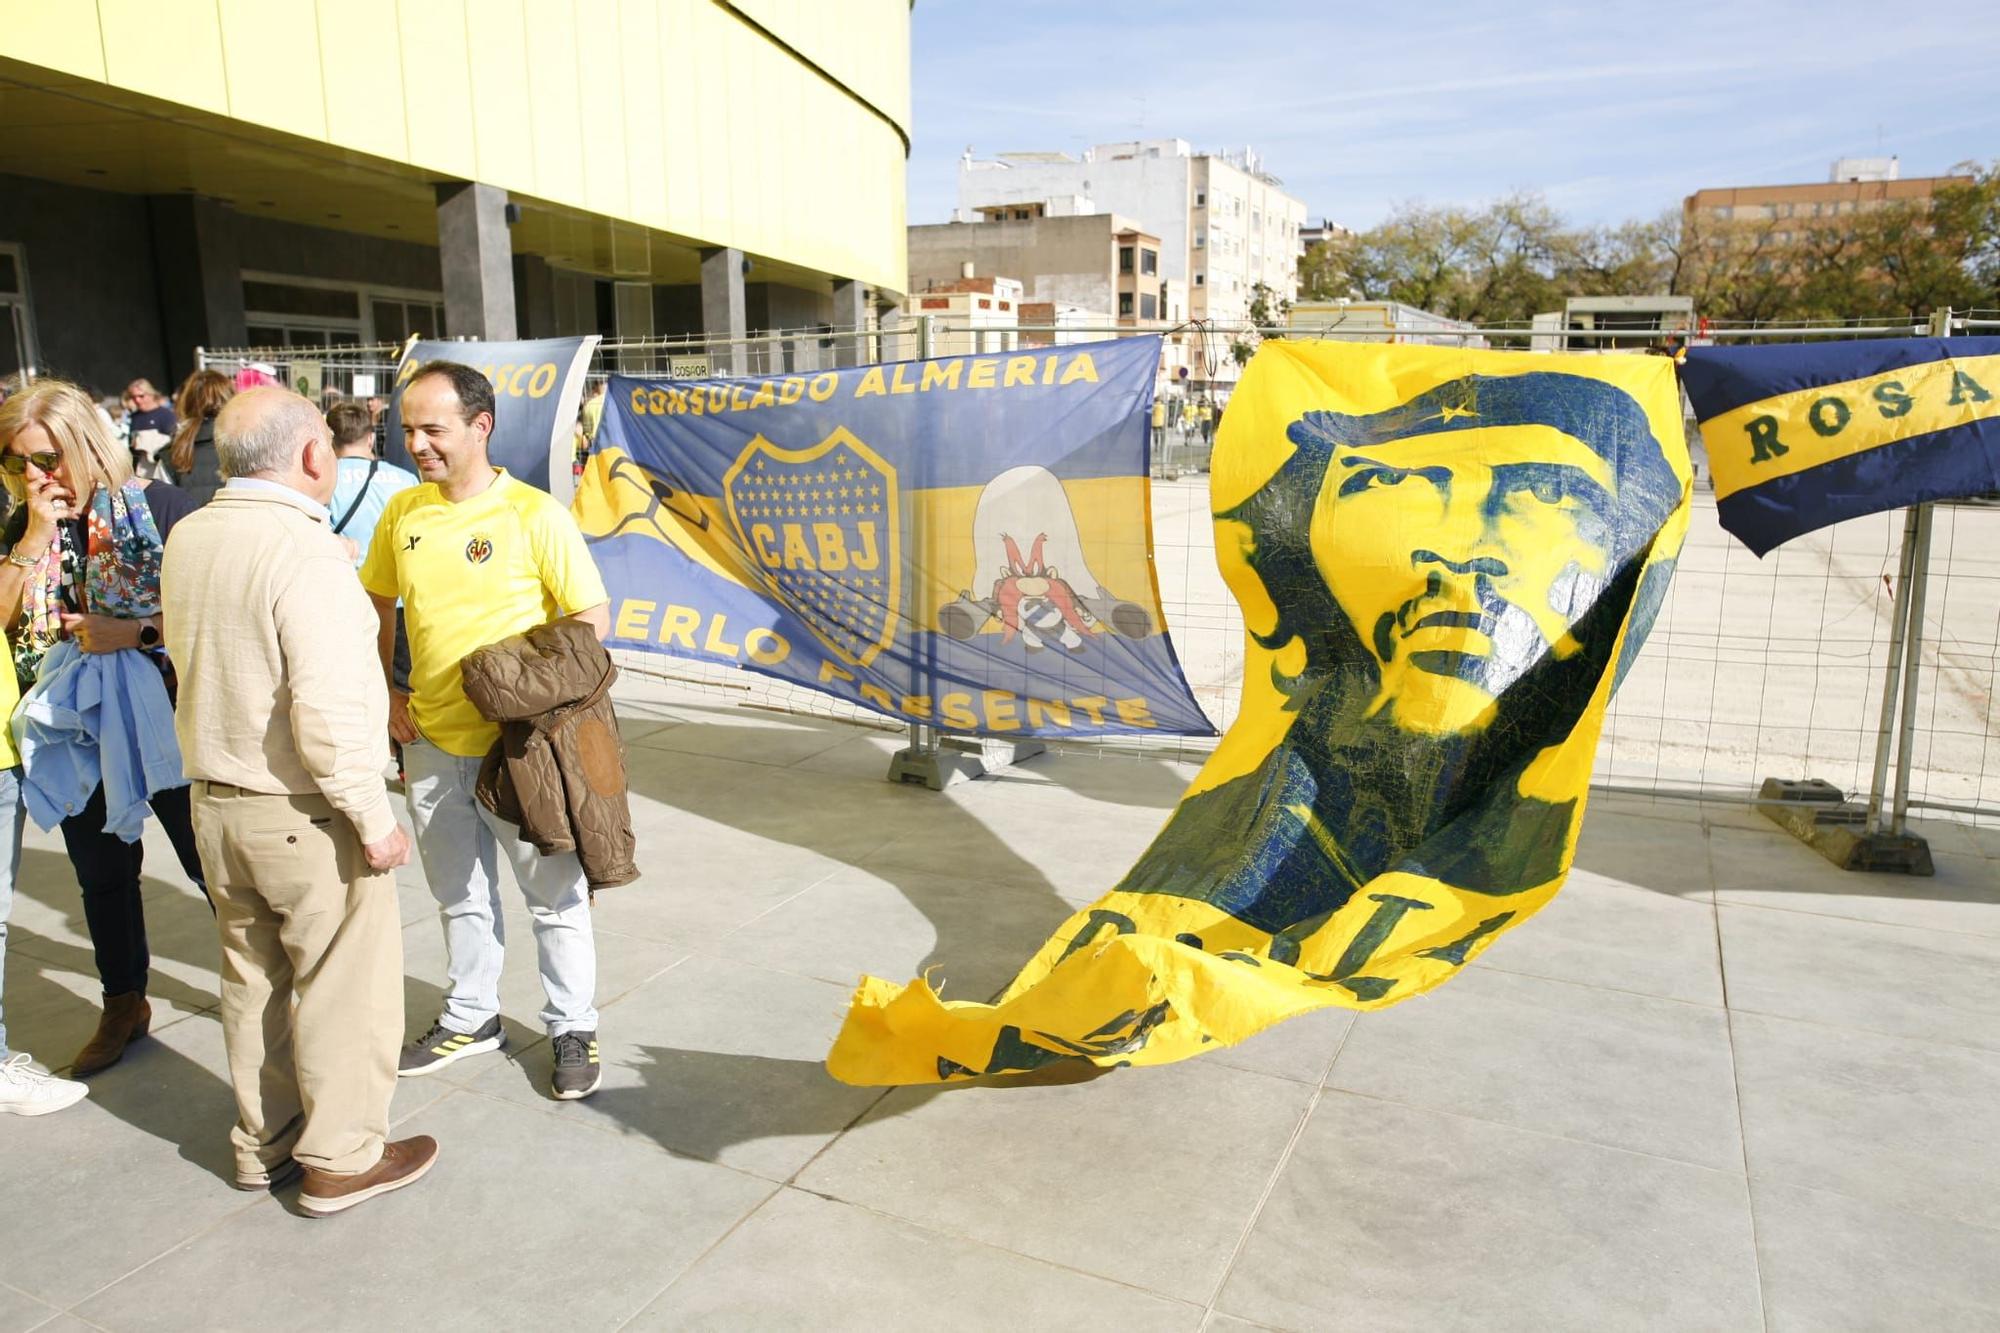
[60,613,142,654]
[22,472,71,548]
[363,825,411,872]
[388,690,419,745]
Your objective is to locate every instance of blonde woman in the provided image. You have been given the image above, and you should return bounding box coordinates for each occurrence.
[0,379,206,1076]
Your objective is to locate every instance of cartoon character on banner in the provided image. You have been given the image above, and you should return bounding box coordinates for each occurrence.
[938,465,1155,652]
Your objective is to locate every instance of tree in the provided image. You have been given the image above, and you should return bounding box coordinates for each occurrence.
[1299,164,2000,327]
[1231,282,1292,365]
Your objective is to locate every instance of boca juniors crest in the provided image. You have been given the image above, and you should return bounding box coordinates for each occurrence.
[574,335,1214,739]
[722,430,901,669]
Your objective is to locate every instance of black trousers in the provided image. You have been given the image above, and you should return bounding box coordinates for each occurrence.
[58,783,209,998]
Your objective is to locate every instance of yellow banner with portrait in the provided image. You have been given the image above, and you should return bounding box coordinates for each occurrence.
[827,340,1692,1085]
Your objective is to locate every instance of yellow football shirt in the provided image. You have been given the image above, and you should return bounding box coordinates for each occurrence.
[0,658,19,769]
[360,470,609,757]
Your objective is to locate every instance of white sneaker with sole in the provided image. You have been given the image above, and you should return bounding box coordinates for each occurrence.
[0,1053,90,1116]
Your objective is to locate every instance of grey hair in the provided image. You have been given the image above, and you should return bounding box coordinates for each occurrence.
[215,388,327,479]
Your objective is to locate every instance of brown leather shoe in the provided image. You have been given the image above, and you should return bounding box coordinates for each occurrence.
[299,1136,438,1217]
[72,992,151,1077]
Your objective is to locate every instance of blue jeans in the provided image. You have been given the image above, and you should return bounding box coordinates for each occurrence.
[0,767,29,1059]
[403,740,598,1037]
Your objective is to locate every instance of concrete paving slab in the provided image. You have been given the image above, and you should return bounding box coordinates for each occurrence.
[1568,808,1716,901]
[709,862,1070,1003]
[22,1316,100,1333]
[1751,1180,2000,1333]
[1473,865,1725,1005]
[627,710,859,768]
[460,953,882,1182]
[0,1284,59,1333]
[1713,827,2000,937]
[630,1186,1200,1331]
[0,1014,258,1310]
[798,1059,1316,1305]
[863,785,1168,907]
[1718,903,2000,1052]
[1731,1011,2000,1231]
[1327,966,1743,1170]
[70,1090,776,1333]
[1214,1093,1762,1331]
[1204,1005,1355,1087]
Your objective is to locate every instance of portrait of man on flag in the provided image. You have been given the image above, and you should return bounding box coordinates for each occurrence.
[829,343,1693,1086]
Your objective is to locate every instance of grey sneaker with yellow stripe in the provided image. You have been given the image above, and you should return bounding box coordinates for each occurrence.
[399,1016,504,1077]
[550,1030,601,1100]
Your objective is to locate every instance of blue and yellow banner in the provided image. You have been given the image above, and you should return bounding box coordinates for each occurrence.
[828,340,1691,1084]
[1681,337,2000,555]
[384,336,600,496]
[572,337,1213,738]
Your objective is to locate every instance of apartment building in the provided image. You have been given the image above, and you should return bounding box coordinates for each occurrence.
[1684,158,1974,240]
[956,139,1307,325]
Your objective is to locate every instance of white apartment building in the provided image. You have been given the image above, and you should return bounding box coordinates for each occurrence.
[957,139,1308,326]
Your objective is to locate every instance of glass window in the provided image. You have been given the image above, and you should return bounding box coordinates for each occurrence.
[1194,234,1205,250]
[1119,245,1134,273]
[0,251,17,295]
[1195,191,1206,207]
[1194,273,1205,286]
[1140,293,1157,319]
[1140,249,1158,275]
[1118,292,1134,316]
[242,279,360,319]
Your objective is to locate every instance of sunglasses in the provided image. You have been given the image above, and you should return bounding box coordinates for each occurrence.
[1,451,61,476]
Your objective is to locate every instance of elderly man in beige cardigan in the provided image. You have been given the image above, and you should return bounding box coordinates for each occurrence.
[161,386,438,1218]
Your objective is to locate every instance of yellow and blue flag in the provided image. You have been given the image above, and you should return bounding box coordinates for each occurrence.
[572,336,1213,738]
[1681,337,2000,555]
[828,340,1692,1084]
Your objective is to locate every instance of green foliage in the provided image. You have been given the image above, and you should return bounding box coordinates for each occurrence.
[1298,164,2000,324]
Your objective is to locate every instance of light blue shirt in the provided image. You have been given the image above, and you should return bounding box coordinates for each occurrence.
[14,640,186,842]
[223,475,332,522]
[327,456,419,568]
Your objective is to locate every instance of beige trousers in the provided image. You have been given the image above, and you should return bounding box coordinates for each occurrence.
[191,782,402,1178]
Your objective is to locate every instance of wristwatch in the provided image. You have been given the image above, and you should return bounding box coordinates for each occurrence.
[138,622,161,649]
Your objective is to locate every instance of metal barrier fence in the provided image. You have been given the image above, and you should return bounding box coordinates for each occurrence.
[195,313,1999,828]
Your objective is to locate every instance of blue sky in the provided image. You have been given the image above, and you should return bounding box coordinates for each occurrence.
[908,1,2000,230]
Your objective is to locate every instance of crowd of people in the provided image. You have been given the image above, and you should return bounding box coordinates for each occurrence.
[0,361,623,1218]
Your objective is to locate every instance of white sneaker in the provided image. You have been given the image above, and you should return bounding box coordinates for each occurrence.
[0,1052,90,1116]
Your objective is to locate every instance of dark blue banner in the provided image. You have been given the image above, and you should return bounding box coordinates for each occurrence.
[572,337,1214,738]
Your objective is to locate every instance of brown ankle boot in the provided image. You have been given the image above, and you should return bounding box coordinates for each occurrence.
[72,992,152,1076]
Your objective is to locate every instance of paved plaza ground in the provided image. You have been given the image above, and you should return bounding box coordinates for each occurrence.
[4,477,1998,1329]
[2,672,1997,1330]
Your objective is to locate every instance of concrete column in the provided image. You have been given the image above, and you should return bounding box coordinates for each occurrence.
[146,195,246,377]
[700,245,747,375]
[831,277,867,366]
[435,181,516,340]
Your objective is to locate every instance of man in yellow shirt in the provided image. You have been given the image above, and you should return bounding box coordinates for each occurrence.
[361,362,612,1101]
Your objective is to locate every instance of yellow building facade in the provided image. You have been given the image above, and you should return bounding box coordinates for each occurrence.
[0,0,911,388]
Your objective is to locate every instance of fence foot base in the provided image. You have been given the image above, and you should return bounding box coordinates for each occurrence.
[886,745,985,791]
[885,737,1047,791]
[945,736,1047,773]
[1756,778,1935,876]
